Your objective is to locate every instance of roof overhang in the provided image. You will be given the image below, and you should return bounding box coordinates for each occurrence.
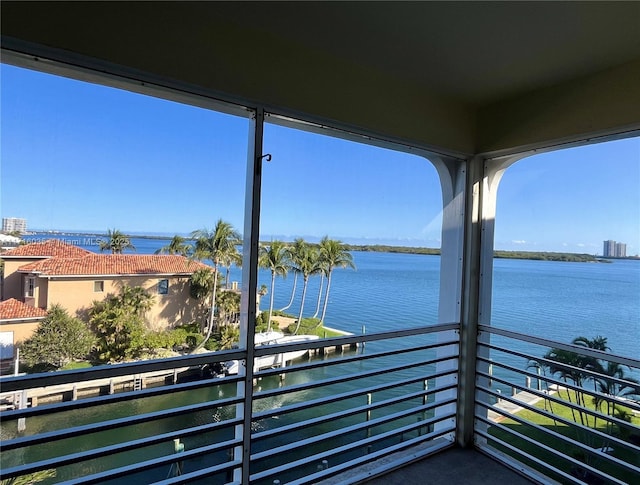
[35,273,196,279]
[2,1,639,157]
[0,316,46,324]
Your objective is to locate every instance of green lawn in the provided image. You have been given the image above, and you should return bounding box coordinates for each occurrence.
[488,389,639,484]
[60,361,93,371]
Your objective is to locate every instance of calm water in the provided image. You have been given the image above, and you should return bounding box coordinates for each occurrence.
[23,233,640,358]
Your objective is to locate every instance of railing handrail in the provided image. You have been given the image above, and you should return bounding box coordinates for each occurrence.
[479,341,639,393]
[1,323,460,393]
[479,324,640,368]
[476,355,640,414]
[0,348,245,392]
[254,322,459,358]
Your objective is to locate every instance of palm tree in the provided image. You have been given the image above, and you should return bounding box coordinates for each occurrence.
[99,228,136,254]
[154,235,191,256]
[190,220,242,348]
[220,246,242,289]
[259,240,291,332]
[593,361,639,436]
[311,250,329,318]
[280,238,306,311]
[216,290,241,326]
[319,236,355,323]
[293,242,322,335]
[189,267,215,299]
[118,284,155,316]
[542,346,587,425]
[572,335,609,422]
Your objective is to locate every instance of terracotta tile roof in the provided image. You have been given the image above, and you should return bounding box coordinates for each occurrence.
[1,239,92,258]
[0,298,48,321]
[17,254,211,276]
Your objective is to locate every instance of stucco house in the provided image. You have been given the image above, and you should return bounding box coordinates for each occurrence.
[0,239,212,333]
[0,298,47,373]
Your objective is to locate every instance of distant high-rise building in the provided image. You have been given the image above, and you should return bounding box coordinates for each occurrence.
[603,239,627,258]
[615,242,627,258]
[2,217,27,234]
[603,240,616,257]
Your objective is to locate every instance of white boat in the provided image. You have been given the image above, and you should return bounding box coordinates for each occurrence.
[225,333,320,375]
[254,331,285,345]
[275,334,321,361]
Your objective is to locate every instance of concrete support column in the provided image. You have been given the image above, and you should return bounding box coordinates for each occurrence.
[455,156,485,447]
[454,154,521,447]
[432,155,466,442]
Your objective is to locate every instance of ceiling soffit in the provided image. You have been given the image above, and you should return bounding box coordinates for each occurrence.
[1,2,639,156]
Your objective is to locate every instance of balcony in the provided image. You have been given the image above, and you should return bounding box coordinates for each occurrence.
[1,4,639,484]
[1,323,638,484]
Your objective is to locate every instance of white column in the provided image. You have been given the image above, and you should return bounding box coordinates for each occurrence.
[460,154,521,446]
[431,155,466,442]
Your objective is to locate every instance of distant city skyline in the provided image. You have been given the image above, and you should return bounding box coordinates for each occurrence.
[1,217,27,234]
[1,63,639,254]
[603,240,627,258]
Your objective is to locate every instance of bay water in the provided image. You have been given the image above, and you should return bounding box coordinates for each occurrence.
[24,234,639,359]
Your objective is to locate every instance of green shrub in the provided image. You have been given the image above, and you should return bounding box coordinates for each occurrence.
[255,311,267,332]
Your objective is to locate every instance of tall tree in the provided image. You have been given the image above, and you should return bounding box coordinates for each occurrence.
[190,220,241,348]
[293,242,322,335]
[216,290,241,326]
[319,237,355,323]
[220,246,242,289]
[154,235,192,256]
[312,260,328,319]
[99,228,136,254]
[189,268,215,324]
[594,361,639,435]
[259,240,291,332]
[189,268,215,300]
[279,238,305,311]
[542,346,588,425]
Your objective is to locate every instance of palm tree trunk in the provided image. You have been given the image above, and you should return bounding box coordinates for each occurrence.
[195,266,218,351]
[280,273,298,311]
[320,270,333,323]
[562,378,579,423]
[294,277,309,335]
[267,272,276,332]
[546,381,557,426]
[312,274,324,318]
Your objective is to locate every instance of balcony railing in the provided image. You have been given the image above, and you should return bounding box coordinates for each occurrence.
[474,326,640,485]
[4,322,636,484]
[0,323,460,484]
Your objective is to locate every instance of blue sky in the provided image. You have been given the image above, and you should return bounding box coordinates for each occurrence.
[2,64,639,254]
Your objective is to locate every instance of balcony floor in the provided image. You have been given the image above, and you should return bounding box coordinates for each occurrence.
[363,447,538,484]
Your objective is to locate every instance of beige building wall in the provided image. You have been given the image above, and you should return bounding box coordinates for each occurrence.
[2,259,34,300]
[44,275,202,331]
[37,279,49,309]
[1,320,43,346]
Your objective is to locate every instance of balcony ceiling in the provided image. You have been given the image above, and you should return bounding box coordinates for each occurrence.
[2,1,640,156]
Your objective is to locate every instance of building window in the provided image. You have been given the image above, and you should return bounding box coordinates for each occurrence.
[25,277,35,297]
[158,279,169,295]
[94,281,104,292]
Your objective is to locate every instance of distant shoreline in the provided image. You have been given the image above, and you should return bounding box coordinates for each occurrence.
[28,232,639,262]
[342,244,620,263]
